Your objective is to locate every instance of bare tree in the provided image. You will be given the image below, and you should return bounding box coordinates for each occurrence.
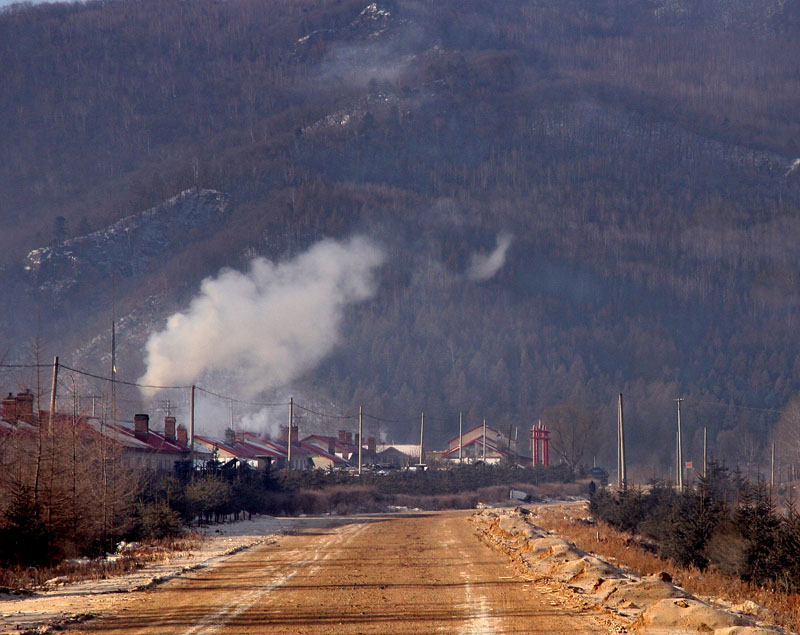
[772,395,800,480]
[544,403,599,471]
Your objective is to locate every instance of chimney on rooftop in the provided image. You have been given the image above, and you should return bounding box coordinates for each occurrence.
[368,436,376,453]
[164,416,176,441]
[345,431,352,445]
[291,425,298,443]
[2,393,17,422]
[177,424,188,445]
[338,430,347,443]
[280,425,289,442]
[16,390,34,424]
[225,428,236,446]
[134,414,149,439]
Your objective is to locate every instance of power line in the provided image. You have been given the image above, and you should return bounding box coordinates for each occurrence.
[294,402,356,419]
[59,364,191,390]
[194,386,288,408]
[686,398,783,415]
[363,412,418,424]
[13,363,785,431]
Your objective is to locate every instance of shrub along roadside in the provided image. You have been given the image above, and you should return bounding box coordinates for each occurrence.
[589,461,800,593]
[535,504,800,634]
[0,461,575,588]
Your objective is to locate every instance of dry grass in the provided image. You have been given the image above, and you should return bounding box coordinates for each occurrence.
[533,503,800,633]
[0,533,202,592]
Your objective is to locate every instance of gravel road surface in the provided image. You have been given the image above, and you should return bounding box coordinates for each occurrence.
[66,511,617,634]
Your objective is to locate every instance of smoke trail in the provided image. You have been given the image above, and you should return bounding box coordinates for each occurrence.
[466,233,512,281]
[138,236,384,397]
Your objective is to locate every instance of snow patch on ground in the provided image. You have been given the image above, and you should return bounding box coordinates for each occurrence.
[0,515,304,635]
[473,507,785,635]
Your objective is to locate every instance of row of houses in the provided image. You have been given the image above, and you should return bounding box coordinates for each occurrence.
[1,389,529,472]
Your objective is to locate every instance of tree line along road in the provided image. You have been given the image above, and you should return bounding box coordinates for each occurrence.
[69,511,620,634]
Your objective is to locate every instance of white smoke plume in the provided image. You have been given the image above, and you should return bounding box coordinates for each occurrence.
[238,407,284,440]
[138,236,385,398]
[466,232,513,281]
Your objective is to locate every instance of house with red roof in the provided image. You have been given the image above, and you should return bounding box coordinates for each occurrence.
[89,413,201,471]
[440,423,517,465]
[1,390,203,471]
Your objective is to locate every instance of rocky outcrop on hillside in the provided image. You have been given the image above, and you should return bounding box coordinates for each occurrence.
[24,189,228,298]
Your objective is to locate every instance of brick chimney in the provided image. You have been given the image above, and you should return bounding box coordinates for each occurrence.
[2,393,17,422]
[177,424,188,445]
[164,416,176,441]
[290,425,298,443]
[225,428,236,446]
[368,436,376,453]
[235,429,245,443]
[16,390,34,424]
[338,430,347,443]
[345,431,352,445]
[134,414,150,439]
[280,425,289,442]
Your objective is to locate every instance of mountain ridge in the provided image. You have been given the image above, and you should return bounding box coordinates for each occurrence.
[1,0,799,475]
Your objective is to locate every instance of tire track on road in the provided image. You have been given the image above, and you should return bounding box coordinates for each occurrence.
[179,523,369,635]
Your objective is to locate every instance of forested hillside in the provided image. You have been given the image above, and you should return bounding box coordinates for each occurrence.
[1,0,799,477]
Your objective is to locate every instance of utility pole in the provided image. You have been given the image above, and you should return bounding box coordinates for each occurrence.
[703,427,708,479]
[111,321,116,424]
[771,442,776,492]
[190,385,195,470]
[358,405,363,476]
[482,418,487,462]
[459,411,463,464]
[675,398,684,492]
[287,396,293,470]
[48,356,59,433]
[617,393,627,490]
[84,395,102,418]
[419,412,424,465]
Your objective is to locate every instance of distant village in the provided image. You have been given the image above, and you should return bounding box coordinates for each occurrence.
[1,389,540,473]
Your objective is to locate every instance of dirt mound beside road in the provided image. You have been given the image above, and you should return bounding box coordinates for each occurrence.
[473,508,784,634]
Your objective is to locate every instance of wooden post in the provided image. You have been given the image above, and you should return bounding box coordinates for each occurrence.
[618,393,626,490]
[111,321,116,424]
[482,419,487,462]
[48,356,59,433]
[675,398,684,492]
[287,396,293,470]
[703,427,707,479]
[419,412,424,465]
[771,442,776,492]
[459,411,463,464]
[189,385,195,469]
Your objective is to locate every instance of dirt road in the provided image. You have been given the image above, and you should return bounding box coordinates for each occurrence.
[68,511,618,634]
